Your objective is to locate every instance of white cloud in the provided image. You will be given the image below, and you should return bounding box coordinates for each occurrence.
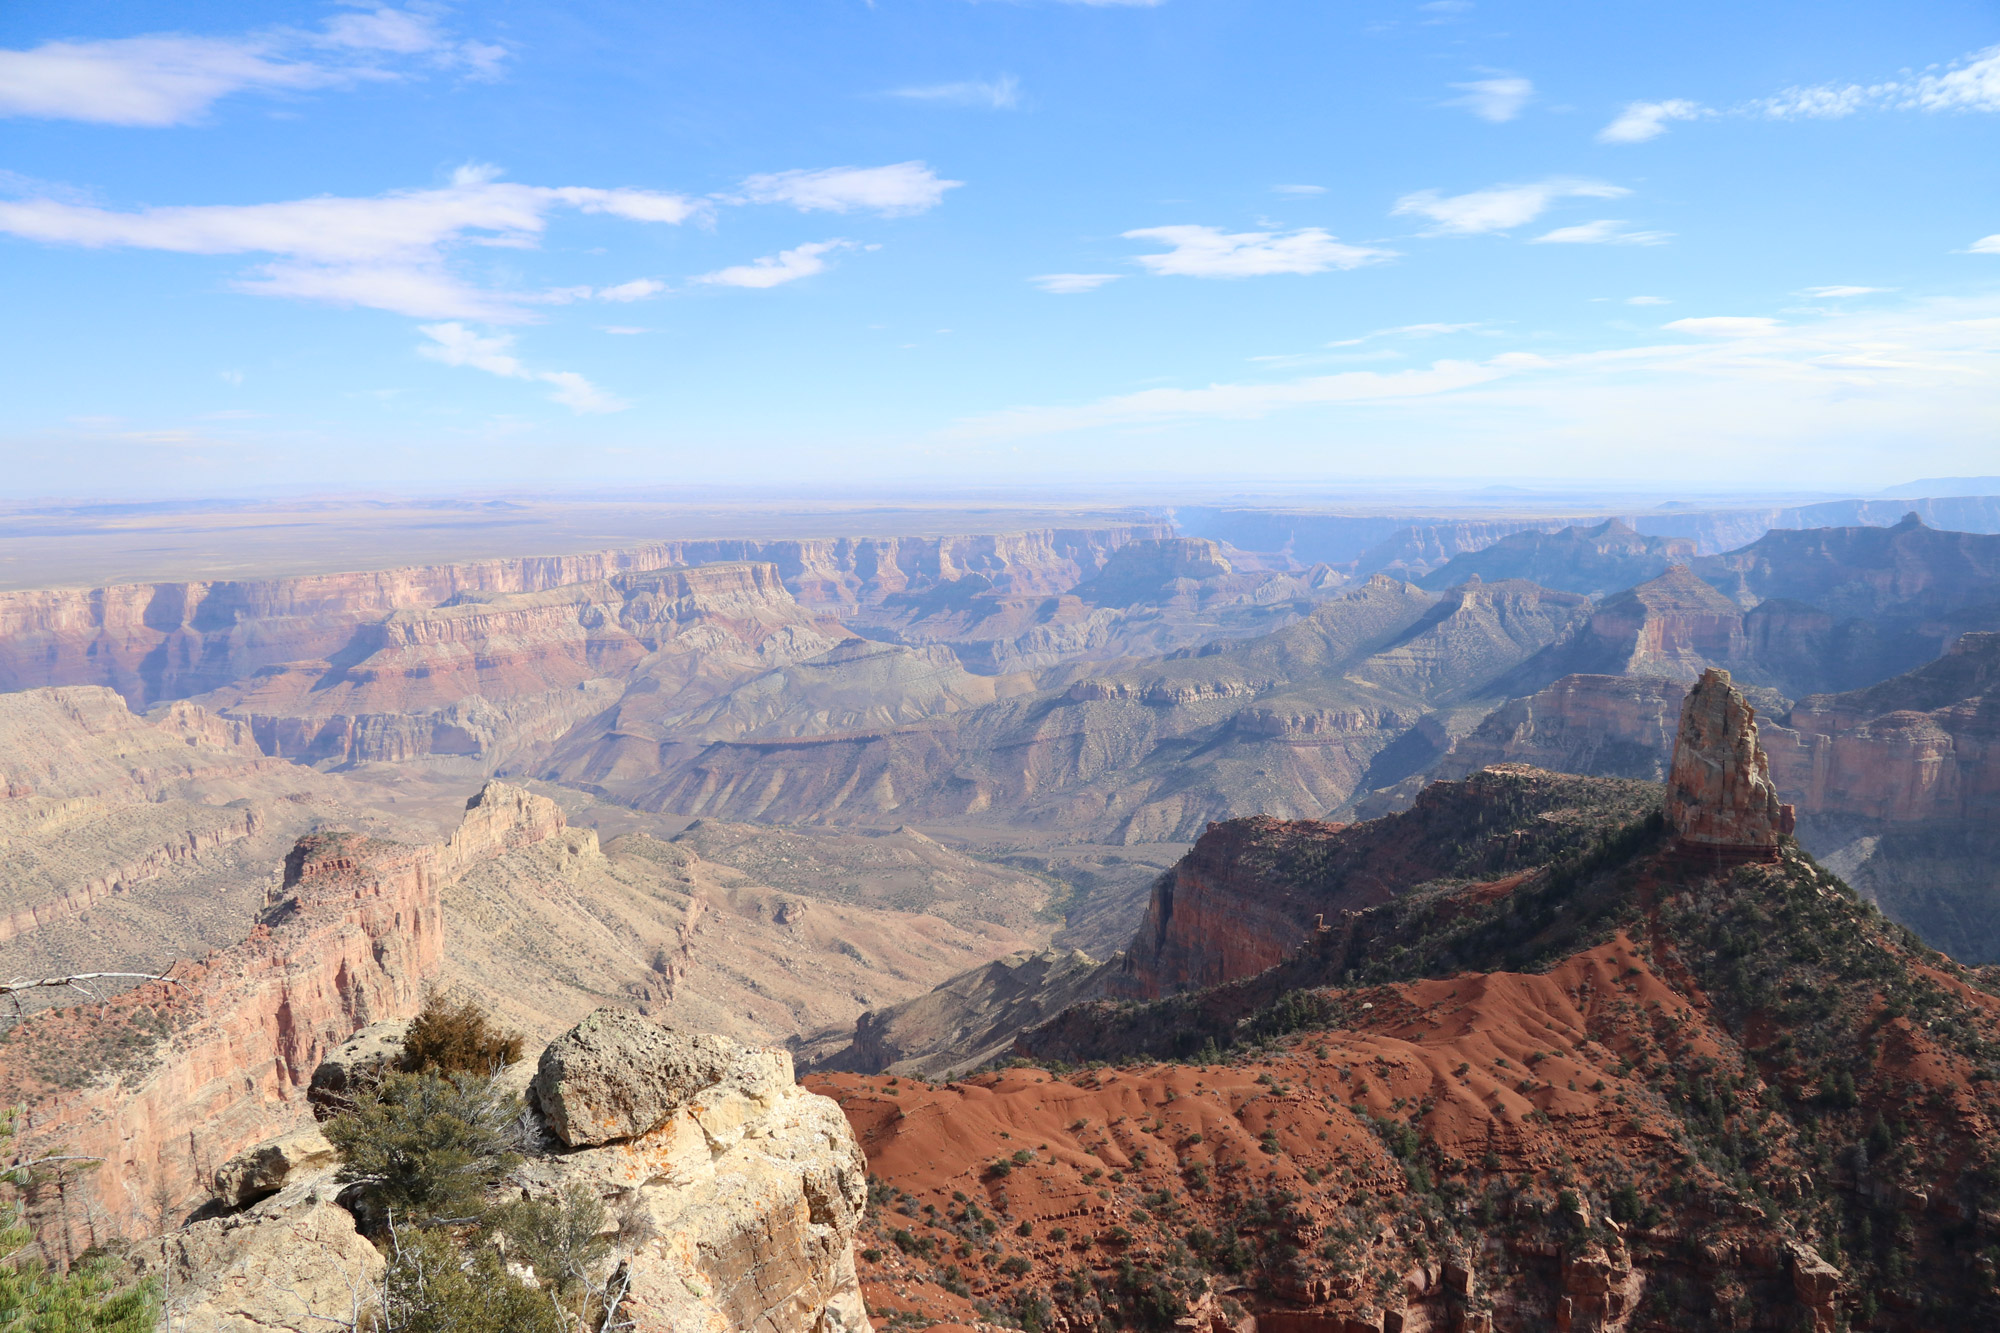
[939,295,2000,464]
[1530,219,1671,245]
[889,76,1019,109]
[735,162,960,217]
[696,240,850,289]
[417,323,627,413]
[1605,44,2000,145]
[600,326,650,335]
[1597,99,1705,143]
[1803,285,1892,297]
[1392,178,1628,235]
[1665,316,1783,338]
[1032,273,1121,294]
[1449,76,1532,123]
[1272,184,1327,195]
[1969,235,2000,255]
[0,9,506,127]
[1124,225,1393,277]
[596,278,666,302]
[1760,44,2000,119]
[0,165,701,320]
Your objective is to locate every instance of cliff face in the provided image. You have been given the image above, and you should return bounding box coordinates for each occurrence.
[1110,767,1662,999]
[0,781,564,1246]
[1439,673,1686,782]
[0,525,1164,711]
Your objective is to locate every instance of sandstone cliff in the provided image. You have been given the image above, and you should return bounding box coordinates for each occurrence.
[1665,668,1795,858]
[0,781,564,1247]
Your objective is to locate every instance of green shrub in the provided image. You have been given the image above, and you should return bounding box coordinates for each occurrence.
[323,1071,522,1228]
[487,1184,609,1303]
[379,1224,565,1333]
[400,992,526,1077]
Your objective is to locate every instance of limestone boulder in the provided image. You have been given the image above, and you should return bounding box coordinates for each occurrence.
[518,1019,872,1333]
[531,1008,739,1147]
[132,1168,383,1333]
[212,1126,339,1209]
[307,1019,409,1118]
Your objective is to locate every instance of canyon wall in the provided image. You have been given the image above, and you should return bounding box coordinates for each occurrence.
[0,526,1165,710]
[0,781,564,1248]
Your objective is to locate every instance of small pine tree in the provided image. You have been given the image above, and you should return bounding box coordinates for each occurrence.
[0,1112,159,1332]
[399,991,526,1078]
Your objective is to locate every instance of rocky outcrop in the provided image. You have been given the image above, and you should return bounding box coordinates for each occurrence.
[1112,766,1662,999]
[1666,668,1794,858]
[523,1011,872,1332]
[210,1126,338,1209]
[131,1165,382,1333]
[0,781,565,1246]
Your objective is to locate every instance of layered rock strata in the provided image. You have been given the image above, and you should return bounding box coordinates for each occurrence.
[1666,668,1795,859]
[0,781,564,1246]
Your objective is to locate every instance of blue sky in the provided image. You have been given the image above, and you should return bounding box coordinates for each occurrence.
[1,0,1996,497]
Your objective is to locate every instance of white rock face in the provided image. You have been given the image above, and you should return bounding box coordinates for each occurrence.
[133,1167,383,1333]
[522,1010,874,1332]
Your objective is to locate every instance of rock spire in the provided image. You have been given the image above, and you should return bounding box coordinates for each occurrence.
[1666,667,1795,859]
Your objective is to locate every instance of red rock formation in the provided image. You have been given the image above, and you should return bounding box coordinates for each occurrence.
[1111,767,1660,999]
[0,781,564,1246]
[1665,668,1794,858]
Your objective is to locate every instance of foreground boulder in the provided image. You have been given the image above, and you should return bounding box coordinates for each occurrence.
[131,1166,382,1333]
[211,1125,338,1209]
[531,1007,737,1146]
[526,1010,873,1331]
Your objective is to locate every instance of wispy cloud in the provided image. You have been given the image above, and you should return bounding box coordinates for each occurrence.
[1124,225,1393,277]
[940,295,2000,458]
[0,7,505,127]
[1597,99,1706,143]
[596,278,666,302]
[0,164,700,320]
[1272,184,1327,196]
[418,323,627,413]
[1031,273,1121,294]
[1392,178,1628,236]
[696,239,851,289]
[1968,235,2000,255]
[1530,219,1671,246]
[889,75,1019,109]
[1601,43,2000,144]
[1449,76,1533,123]
[1803,285,1892,297]
[735,162,960,216]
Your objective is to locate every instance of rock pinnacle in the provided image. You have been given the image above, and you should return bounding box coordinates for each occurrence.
[1666,667,1795,860]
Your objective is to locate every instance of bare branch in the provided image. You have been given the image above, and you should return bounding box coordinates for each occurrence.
[0,971,184,998]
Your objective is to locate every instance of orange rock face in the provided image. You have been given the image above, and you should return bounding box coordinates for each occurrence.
[1664,668,1795,856]
[1,782,564,1248]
